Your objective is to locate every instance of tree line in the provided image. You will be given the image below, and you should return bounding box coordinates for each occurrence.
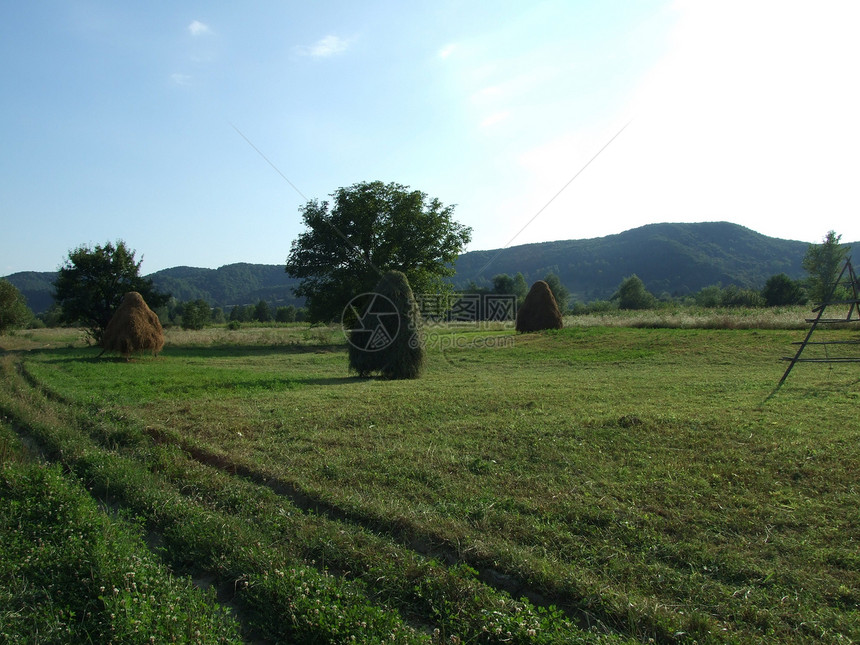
[160,299,308,331]
[0,176,852,338]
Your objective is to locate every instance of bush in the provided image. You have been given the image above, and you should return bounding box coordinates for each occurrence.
[276,305,297,323]
[39,304,65,328]
[762,273,806,306]
[695,284,764,308]
[720,285,764,307]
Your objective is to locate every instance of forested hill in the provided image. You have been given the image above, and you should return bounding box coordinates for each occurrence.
[1,264,305,315]
[3,222,830,313]
[453,222,812,300]
[146,263,303,308]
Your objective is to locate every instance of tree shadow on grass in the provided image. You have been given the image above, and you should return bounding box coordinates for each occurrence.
[296,375,368,386]
[27,345,370,388]
[29,343,347,362]
[161,344,346,359]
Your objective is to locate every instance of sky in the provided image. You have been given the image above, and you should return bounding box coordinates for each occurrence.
[2,1,859,276]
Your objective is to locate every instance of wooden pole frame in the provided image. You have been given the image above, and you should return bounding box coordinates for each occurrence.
[778,258,860,386]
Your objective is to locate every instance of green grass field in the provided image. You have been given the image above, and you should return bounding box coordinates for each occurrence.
[1,318,857,644]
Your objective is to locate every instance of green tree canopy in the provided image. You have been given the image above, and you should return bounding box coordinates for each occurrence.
[254,300,273,323]
[762,273,806,307]
[614,274,656,310]
[286,181,472,322]
[491,274,515,296]
[491,272,528,304]
[180,299,211,330]
[0,279,33,334]
[802,231,851,303]
[53,240,170,342]
[276,305,297,323]
[543,273,570,313]
[511,272,528,305]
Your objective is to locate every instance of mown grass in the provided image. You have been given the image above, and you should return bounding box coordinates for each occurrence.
[0,434,242,642]
[1,317,858,643]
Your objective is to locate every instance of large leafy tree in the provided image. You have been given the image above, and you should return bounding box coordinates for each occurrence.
[0,279,33,334]
[53,240,170,342]
[286,181,472,322]
[802,231,851,303]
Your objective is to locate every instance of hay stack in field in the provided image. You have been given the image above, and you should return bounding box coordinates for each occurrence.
[347,271,425,379]
[516,280,563,332]
[101,291,164,358]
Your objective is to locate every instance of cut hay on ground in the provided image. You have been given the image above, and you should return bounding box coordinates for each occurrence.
[516,280,563,332]
[101,291,164,358]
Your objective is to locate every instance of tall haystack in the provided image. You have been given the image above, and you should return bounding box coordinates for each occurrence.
[516,280,563,332]
[101,291,164,358]
[347,271,425,379]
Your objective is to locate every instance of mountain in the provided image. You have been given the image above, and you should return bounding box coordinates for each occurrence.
[146,263,303,308]
[2,222,827,314]
[453,222,811,300]
[3,271,57,315]
[1,264,304,315]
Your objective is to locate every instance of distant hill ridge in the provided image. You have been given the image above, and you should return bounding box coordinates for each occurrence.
[454,221,812,300]
[3,222,830,314]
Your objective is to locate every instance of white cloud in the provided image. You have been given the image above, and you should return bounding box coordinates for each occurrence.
[188,20,211,37]
[295,34,351,58]
[170,73,192,86]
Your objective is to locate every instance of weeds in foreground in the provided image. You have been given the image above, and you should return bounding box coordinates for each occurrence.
[563,305,810,329]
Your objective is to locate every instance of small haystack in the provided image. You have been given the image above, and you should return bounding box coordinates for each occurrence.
[516,280,563,332]
[101,291,164,358]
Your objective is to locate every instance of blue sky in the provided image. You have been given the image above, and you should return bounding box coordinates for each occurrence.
[2,1,859,276]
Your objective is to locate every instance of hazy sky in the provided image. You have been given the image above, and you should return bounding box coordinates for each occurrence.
[2,1,859,275]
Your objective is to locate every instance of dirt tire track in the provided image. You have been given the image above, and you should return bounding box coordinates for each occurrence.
[142,426,613,634]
